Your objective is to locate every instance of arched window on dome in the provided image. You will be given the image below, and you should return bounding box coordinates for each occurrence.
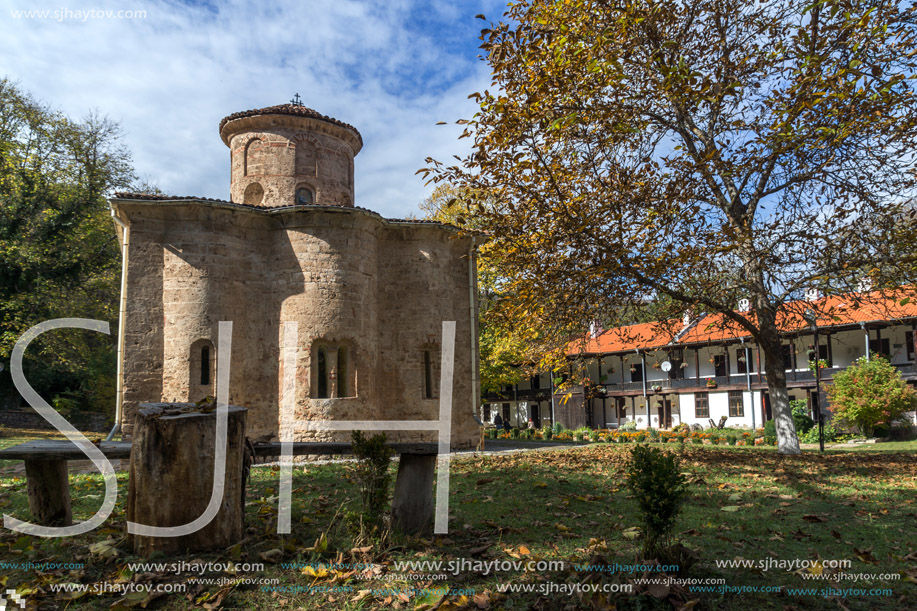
[296,187,314,205]
[243,182,264,205]
[244,139,265,176]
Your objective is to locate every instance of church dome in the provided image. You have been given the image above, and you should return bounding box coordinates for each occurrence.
[221,101,360,208]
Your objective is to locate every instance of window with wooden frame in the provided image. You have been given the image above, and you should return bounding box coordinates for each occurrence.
[694,392,709,418]
[735,348,748,374]
[713,354,727,377]
[781,344,793,370]
[728,391,744,417]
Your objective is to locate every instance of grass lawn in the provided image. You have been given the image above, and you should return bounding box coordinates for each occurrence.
[0,442,914,610]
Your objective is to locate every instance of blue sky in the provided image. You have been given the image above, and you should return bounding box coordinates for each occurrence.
[1,0,506,218]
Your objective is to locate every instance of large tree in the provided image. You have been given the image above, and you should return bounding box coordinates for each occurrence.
[422,0,917,453]
[419,184,532,394]
[0,78,135,418]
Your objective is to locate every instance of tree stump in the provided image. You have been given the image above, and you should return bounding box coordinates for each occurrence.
[24,459,71,525]
[127,403,247,556]
[391,454,436,536]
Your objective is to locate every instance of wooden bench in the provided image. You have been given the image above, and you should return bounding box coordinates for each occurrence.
[0,439,439,534]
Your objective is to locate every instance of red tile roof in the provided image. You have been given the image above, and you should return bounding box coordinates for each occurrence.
[572,321,680,355]
[218,104,362,144]
[569,288,917,356]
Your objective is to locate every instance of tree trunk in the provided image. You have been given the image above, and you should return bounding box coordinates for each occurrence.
[758,319,800,455]
[127,403,247,556]
[391,454,435,536]
[24,459,71,525]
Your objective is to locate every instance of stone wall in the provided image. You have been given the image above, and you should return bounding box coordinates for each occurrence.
[0,409,109,432]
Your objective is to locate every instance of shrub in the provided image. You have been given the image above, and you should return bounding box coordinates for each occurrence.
[827,355,917,436]
[763,420,777,445]
[552,422,566,435]
[574,431,584,442]
[624,445,689,559]
[619,420,637,432]
[727,434,737,446]
[510,427,521,439]
[799,421,838,444]
[350,431,393,530]
[790,399,815,434]
[542,426,553,440]
[635,432,647,442]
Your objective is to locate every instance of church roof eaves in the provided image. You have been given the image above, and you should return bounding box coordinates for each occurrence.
[218,104,362,145]
[110,193,474,232]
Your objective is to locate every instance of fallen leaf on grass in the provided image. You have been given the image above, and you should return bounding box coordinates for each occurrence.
[472,591,491,609]
[802,515,828,523]
[854,547,879,564]
[622,527,641,540]
[89,538,120,560]
[259,548,283,563]
[413,584,449,610]
[721,506,741,512]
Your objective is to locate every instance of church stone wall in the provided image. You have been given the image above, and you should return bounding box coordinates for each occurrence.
[115,201,478,448]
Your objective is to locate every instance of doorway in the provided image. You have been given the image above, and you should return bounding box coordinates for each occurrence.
[657,398,673,429]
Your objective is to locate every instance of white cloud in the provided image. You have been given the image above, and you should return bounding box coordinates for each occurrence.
[1,0,504,217]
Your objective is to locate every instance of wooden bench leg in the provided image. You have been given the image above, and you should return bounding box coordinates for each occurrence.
[24,459,72,526]
[391,454,436,536]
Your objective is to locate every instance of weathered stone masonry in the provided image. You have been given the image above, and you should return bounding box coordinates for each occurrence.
[111,104,479,448]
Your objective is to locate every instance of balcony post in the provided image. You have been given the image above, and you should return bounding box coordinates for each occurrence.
[639,350,646,398]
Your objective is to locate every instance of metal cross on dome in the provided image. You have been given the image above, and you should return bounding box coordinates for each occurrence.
[290,93,303,106]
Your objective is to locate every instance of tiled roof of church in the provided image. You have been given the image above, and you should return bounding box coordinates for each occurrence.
[218,104,362,144]
[110,192,467,229]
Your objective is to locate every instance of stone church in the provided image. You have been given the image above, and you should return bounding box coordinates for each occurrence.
[110,103,480,448]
